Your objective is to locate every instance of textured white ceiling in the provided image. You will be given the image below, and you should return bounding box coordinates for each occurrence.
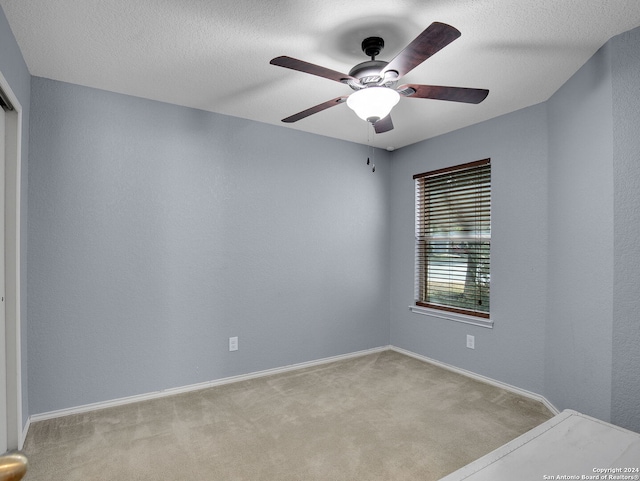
[2,0,640,149]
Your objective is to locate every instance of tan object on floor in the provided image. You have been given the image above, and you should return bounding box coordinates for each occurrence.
[0,452,27,481]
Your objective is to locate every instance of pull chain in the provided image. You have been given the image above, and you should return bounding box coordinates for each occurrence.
[366,122,375,173]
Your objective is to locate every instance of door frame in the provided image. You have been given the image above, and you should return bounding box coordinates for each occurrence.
[0,69,23,450]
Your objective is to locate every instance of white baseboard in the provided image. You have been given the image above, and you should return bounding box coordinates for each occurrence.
[27,346,389,426]
[24,344,558,442]
[390,346,560,415]
[19,416,30,450]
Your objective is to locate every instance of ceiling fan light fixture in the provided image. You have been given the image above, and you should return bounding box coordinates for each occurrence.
[346,87,400,123]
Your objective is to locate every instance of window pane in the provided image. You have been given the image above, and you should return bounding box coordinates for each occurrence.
[426,240,490,313]
[414,159,491,318]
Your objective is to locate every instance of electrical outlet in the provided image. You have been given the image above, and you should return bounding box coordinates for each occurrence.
[229,336,238,352]
[466,335,475,349]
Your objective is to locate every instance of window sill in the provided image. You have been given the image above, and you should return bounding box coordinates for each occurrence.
[408,305,493,329]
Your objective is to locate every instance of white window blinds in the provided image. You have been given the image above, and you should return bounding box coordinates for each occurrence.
[414,159,491,318]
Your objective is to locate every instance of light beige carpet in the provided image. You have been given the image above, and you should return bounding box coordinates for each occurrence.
[23,350,552,480]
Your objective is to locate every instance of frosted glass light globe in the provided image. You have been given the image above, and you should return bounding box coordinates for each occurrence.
[346,87,400,123]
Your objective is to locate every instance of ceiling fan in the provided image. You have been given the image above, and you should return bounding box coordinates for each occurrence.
[270,22,489,134]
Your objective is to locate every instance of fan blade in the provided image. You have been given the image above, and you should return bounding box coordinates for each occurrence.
[281,96,349,123]
[374,115,394,133]
[270,56,355,84]
[381,22,461,79]
[399,84,489,104]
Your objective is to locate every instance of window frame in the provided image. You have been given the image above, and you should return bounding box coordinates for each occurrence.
[413,158,491,323]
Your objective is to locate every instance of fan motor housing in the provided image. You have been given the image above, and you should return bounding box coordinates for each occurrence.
[349,60,388,85]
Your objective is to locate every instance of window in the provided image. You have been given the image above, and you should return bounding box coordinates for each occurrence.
[414,159,491,319]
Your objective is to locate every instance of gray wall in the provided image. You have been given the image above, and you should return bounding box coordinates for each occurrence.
[611,26,640,432]
[545,42,614,422]
[0,5,31,429]
[27,78,390,414]
[390,27,640,433]
[389,103,549,395]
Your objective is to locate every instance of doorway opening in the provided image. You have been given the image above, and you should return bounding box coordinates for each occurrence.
[0,70,24,451]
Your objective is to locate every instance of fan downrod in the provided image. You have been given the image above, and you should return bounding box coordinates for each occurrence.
[348,37,389,82]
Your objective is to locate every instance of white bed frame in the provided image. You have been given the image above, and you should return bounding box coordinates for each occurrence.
[440,410,640,481]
